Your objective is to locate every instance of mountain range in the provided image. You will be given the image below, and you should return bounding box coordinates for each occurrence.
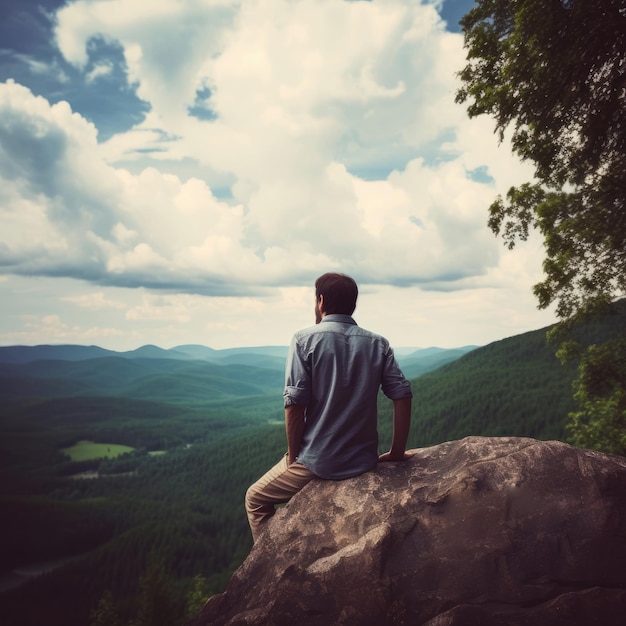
[0,343,478,403]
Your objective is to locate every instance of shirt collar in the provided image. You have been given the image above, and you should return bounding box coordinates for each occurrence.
[321,314,357,325]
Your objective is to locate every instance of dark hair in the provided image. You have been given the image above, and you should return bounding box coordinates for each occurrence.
[315,273,358,315]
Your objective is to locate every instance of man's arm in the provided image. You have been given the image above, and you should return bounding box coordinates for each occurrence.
[378,396,412,462]
[286,403,307,465]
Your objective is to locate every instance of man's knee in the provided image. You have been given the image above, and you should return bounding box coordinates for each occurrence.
[245,483,261,513]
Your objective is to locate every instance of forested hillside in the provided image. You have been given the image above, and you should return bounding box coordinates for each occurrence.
[402,328,575,445]
[0,303,624,626]
[378,299,626,449]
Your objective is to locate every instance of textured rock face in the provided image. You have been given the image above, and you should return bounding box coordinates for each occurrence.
[191,437,626,625]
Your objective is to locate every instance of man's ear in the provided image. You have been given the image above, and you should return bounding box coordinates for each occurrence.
[318,294,325,314]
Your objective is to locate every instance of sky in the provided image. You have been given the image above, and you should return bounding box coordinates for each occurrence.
[0,0,557,351]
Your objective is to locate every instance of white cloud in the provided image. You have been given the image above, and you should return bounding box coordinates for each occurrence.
[0,0,557,349]
[5,312,125,345]
[126,292,193,322]
[62,291,127,310]
[55,0,238,119]
[3,0,536,292]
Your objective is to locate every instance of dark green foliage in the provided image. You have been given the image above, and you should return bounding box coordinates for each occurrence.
[185,574,210,619]
[566,336,626,455]
[89,591,121,626]
[133,557,182,626]
[0,422,285,626]
[0,352,286,626]
[0,498,115,571]
[553,301,626,455]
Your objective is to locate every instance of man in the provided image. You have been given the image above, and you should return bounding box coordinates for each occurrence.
[245,272,413,542]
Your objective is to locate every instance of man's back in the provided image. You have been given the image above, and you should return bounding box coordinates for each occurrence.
[284,314,412,479]
[245,272,412,543]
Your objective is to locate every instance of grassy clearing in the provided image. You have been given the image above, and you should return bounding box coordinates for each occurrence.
[61,440,135,462]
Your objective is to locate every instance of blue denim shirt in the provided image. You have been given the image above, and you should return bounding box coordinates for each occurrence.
[283,314,412,479]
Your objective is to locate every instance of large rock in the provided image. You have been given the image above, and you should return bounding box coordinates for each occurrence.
[191,437,626,625]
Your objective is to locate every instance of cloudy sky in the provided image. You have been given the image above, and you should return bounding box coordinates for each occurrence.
[0,0,557,351]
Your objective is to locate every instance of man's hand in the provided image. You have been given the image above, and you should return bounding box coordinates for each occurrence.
[378,450,415,463]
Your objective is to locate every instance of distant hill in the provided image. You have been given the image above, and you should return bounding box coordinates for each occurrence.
[0,343,472,379]
[396,346,478,379]
[0,344,286,364]
[0,345,289,409]
[0,358,285,407]
[0,341,479,422]
[0,344,116,363]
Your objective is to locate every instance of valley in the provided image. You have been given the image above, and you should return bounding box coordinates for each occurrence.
[0,303,624,626]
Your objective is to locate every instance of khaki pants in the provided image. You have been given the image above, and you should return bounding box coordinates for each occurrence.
[245,454,315,542]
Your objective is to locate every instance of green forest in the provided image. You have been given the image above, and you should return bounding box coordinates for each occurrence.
[0,302,624,626]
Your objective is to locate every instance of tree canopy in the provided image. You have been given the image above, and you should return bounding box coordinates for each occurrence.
[456,0,626,453]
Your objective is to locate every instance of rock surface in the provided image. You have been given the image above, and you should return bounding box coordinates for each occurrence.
[190,436,626,625]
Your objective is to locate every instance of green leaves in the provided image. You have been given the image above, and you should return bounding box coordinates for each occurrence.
[458,0,626,454]
[89,590,122,626]
[567,338,626,456]
[487,182,545,249]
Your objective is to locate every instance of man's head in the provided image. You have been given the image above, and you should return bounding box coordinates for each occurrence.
[314,273,358,322]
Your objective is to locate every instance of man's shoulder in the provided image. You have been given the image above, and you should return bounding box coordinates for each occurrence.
[293,323,322,339]
[292,324,329,345]
[292,315,354,338]
[293,318,389,347]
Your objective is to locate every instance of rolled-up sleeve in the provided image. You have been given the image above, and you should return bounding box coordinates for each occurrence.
[283,335,312,407]
[380,347,413,400]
